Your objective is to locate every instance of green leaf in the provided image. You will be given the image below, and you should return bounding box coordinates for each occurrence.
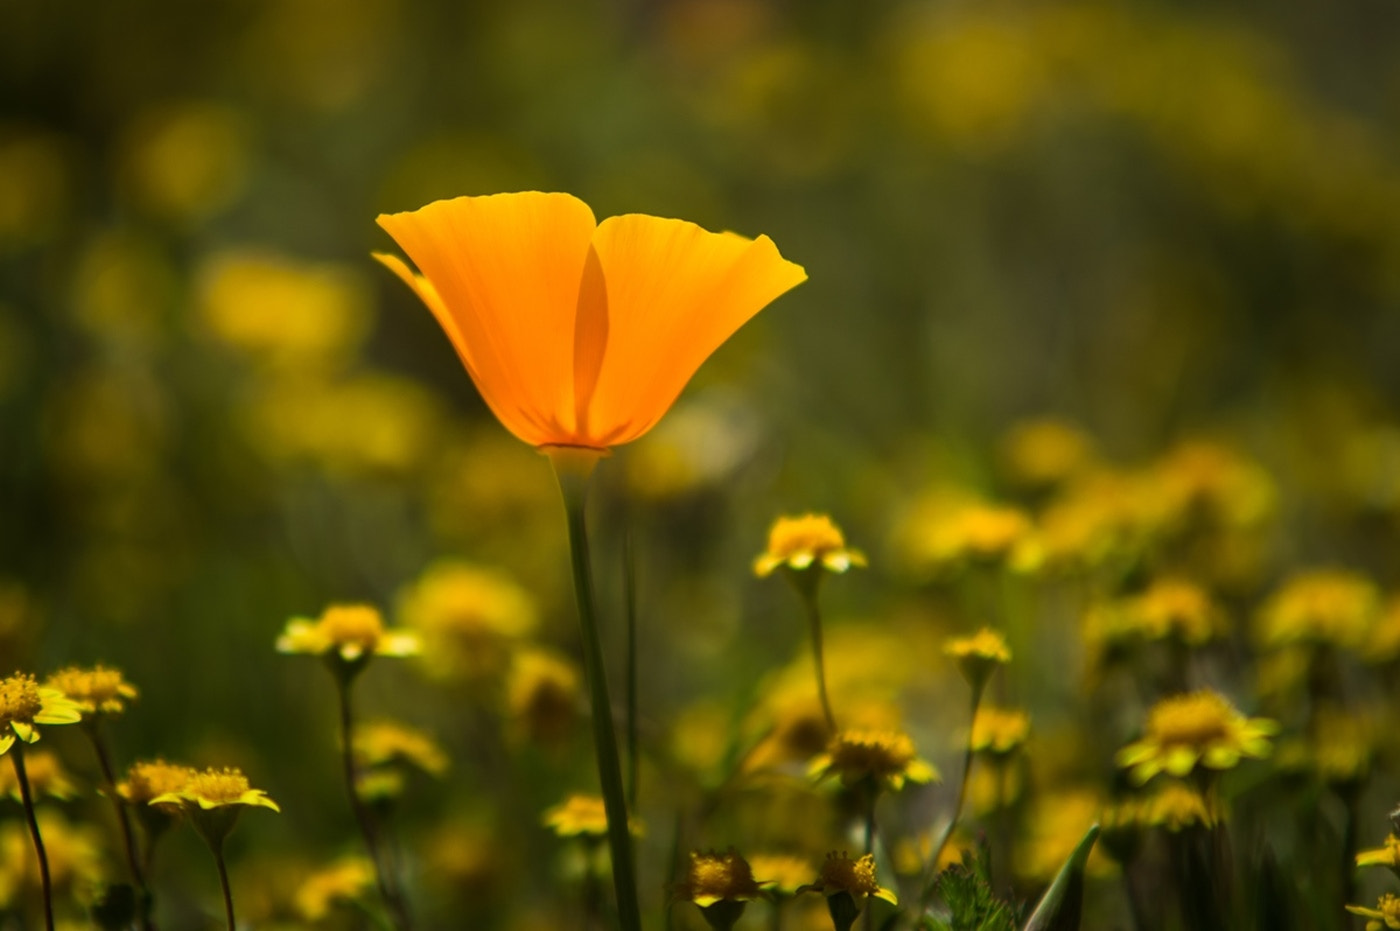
[1021,823,1100,931]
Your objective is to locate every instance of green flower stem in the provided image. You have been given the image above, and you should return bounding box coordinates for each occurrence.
[921,686,984,908]
[624,527,640,811]
[335,677,412,931]
[550,447,642,931]
[11,741,55,931]
[210,837,235,931]
[84,721,153,931]
[798,588,837,734]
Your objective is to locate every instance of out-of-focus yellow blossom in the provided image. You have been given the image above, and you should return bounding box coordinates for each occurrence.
[543,794,643,841]
[893,489,1041,576]
[1125,578,1228,645]
[0,812,106,911]
[1364,594,1400,663]
[1035,468,1174,570]
[966,758,1024,816]
[1255,568,1381,651]
[244,373,442,476]
[810,729,938,793]
[44,665,138,716]
[999,418,1096,489]
[742,698,835,774]
[0,131,71,249]
[1117,689,1277,784]
[197,251,371,370]
[117,759,196,813]
[1347,894,1400,930]
[944,628,1011,694]
[1274,704,1380,785]
[118,102,248,223]
[423,821,501,903]
[675,849,764,907]
[1356,835,1400,873]
[70,231,175,349]
[506,648,580,746]
[801,852,897,907]
[970,706,1030,757]
[0,749,77,801]
[354,720,448,779]
[624,398,762,500]
[278,603,420,666]
[1017,789,1116,883]
[755,514,866,578]
[1136,781,1218,832]
[398,560,537,681]
[294,856,376,922]
[749,852,814,896]
[0,673,83,754]
[1149,440,1276,531]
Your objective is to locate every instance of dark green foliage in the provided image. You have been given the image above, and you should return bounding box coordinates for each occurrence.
[921,842,1019,931]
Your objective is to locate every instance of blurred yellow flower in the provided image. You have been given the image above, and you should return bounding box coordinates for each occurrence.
[44,665,138,716]
[1356,835,1400,872]
[810,729,938,793]
[970,706,1030,757]
[397,561,536,681]
[1347,894,1400,930]
[278,604,420,665]
[119,102,248,223]
[1117,689,1277,784]
[0,749,77,801]
[897,497,1038,574]
[294,856,376,922]
[944,628,1011,694]
[1018,788,1116,883]
[0,673,83,755]
[543,793,644,840]
[754,514,866,577]
[1136,781,1218,832]
[1255,568,1381,651]
[354,720,449,777]
[675,849,763,907]
[999,417,1096,489]
[749,852,814,896]
[375,191,806,450]
[0,812,106,911]
[507,648,580,745]
[117,759,196,811]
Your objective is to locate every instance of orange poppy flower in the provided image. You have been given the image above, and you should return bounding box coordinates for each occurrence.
[374,192,806,451]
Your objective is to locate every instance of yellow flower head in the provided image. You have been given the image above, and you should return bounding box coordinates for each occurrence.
[970,706,1031,757]
[375,191,806,451]
[354,720,449,778]
[1255,568,1380,651]
[810,729,939,793]
[0,749,77,801]
[44,664,138,716]
[999,418,1096,489]
[944,628,1011,694]
[1136,781,1218,832]
[803,852,897,906]
[117,759,196,808]
[397,561,536,681]
[277,603,420,665]
[1347,893,1400,930]
[1125,578,1227,646]
[294,857,376,922]
[0,673,83,755]
[1356,835,1400,872]
[542,794,643,839]
[748,853,814,896]
[153,766,280,813]
[754,514,866,578]
[675,849,764,907]
[506,648,580,745]
[1116,689,1277,784]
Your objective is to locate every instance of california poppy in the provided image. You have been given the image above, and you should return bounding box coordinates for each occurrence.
[374,191,806,450]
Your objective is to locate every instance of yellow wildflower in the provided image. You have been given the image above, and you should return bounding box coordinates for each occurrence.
[944,628,1011,694]
[44,665,138,716]
[153,766,280,813]
[999,417,1095,489]
[0,673,83,755]
[1356,835,1400,872]
[0,812,106,911]
[1347,893,1400,930]
[748,852,814,896]
[0,749,77,801]
[675,849,764,907]
[1124,578,1227,645]
[294,856,376,922]
[1151,439,1275,530]
[802,852,897,906]
[543,794,643,839]
[117,759,196,810]
[754,514,866,577]
[506,648,580,745]
[810,729,938,793]
[354,720,448,777]
[1255,568,1380,651]
[899,497,1037,573]
[1116,689,1277,784]
[277,603,420,664]
[396,560,536,681]
[970,706,1031,757]
[1136,781,1218,832]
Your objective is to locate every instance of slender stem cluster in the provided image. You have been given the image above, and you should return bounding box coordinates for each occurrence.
[10,743,56,931]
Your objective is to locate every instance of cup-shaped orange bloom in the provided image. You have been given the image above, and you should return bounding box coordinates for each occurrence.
[374,192,807,450]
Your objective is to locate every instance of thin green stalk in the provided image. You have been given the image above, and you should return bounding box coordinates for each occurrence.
[85,721,153,931]
[11,742,55,931]
[552,448,642,931]
[921,687,983,908]
[211,839,235,931]
[800,593,837,734]
[336,678,412,931]
[624,526,640,811]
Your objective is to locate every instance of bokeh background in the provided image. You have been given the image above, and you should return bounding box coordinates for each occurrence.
[5,0,1400,927]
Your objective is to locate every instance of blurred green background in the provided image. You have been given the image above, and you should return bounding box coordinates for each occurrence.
[5,0,1400,927]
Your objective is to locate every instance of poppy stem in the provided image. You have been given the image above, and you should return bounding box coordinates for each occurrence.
[624,525,640,811]
[550,447,642,931]
[11,742,55,931]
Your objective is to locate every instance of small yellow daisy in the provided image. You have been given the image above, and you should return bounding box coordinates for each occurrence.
[754,514,866,578]
[810,729,938,793]
[0,673,83,755]
[44,665,138,716]
[801,851,897,907]
[277,604,420,665]
[1116,689,1277,784]
[1347,893,1400,930]
[1357,835,1400,872]
[970,706,1031,757]
[152,766,280,813]
[944,628,1011,694]
[542,794,643,839]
